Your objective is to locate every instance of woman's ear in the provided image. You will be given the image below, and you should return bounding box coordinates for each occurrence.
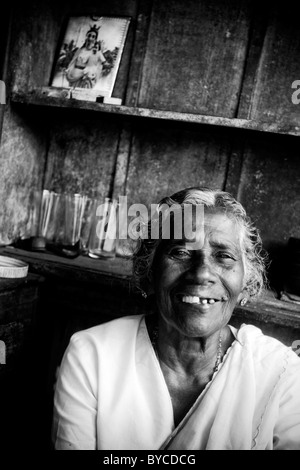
[237,290,248,306]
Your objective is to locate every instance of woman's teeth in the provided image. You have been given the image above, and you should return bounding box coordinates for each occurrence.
[181,296,217,305]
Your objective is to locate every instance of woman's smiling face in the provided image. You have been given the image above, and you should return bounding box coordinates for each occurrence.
[152,208,246,339]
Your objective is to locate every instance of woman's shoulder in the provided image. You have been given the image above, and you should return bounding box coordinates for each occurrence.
[70,314,145,348]
[231,323,300,366]
[57,315,146,384]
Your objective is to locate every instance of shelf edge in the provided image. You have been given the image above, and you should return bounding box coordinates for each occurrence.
[10,89,300,137]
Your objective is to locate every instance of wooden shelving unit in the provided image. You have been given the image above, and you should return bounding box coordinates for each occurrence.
[11,88,300,137]
[1,0,300,348]
[1,246,132,286]
[1,1,300,449]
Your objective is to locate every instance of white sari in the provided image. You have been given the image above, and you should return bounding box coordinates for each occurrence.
[53,314,300,450]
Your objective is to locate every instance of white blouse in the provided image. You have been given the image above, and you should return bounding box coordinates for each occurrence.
[52,314,300,450]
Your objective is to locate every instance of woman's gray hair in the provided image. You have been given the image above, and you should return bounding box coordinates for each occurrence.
[132,187,267,299]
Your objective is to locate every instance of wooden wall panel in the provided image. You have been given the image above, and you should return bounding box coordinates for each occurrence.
[238,3,300,131]
[137,0,251,117]
[0,1,63,246]
[237,134,300,246]
[0,107,48,245]
[9,1,63,92]
[124,0,153,106]
[236,133,300,292]
[0,0,138,244]
[44,112,121,198]
[125,120,232,206]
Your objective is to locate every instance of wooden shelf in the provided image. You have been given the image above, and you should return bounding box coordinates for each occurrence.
[11,89,300,137]
[0,246,133,287]
[234,292,300,329]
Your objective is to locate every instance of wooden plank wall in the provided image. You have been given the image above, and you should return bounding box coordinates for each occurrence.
[0,0,299,300]
[0,0,60,245]
[44,111,122,198]
[0,0,139,244]
[137,0,252,116]
[238,2,300,130]
[125,121,232,206]
[1,1,299,449]
[235,133,300,293]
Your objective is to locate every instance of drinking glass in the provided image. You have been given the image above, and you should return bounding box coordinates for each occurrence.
[28,189,43,238]
[79,197,97,253]
[88,198,118,259]
[30,189,62,241]
[63,193,86,247]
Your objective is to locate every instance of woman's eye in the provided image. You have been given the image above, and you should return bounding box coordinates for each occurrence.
[216,252,234,261]
[169,248,191,259]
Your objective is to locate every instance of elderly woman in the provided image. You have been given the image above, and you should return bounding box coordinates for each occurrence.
[52,187,300,450]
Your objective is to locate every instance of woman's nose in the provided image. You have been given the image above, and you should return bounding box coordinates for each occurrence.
[187,255,216,284]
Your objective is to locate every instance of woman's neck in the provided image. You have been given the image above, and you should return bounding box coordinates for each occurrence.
[146,315,235,426]
[158,329,222,377]
[148,315,233,378]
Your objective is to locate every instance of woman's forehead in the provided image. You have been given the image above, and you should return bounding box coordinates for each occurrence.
[203,211,239,233]
[164,206,240,232]
[160,207,243,247]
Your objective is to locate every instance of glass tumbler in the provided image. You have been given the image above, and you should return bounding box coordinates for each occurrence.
[64,193,86,247]
[34,190,63,242]
[88,198,118,259]
[79,197,97,254]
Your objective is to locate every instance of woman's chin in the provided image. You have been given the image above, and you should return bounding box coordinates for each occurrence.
[165,300,233,336]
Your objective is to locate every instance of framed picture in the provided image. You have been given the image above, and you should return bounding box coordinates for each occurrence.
[50,15,131,99]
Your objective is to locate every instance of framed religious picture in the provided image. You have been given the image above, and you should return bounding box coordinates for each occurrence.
[50,15,131,100]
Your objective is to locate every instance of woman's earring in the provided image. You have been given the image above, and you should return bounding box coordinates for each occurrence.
[240,298,247,306]
[141,290,148,298]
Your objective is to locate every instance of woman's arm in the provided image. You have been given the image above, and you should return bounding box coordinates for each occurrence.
[52,333,98,450]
